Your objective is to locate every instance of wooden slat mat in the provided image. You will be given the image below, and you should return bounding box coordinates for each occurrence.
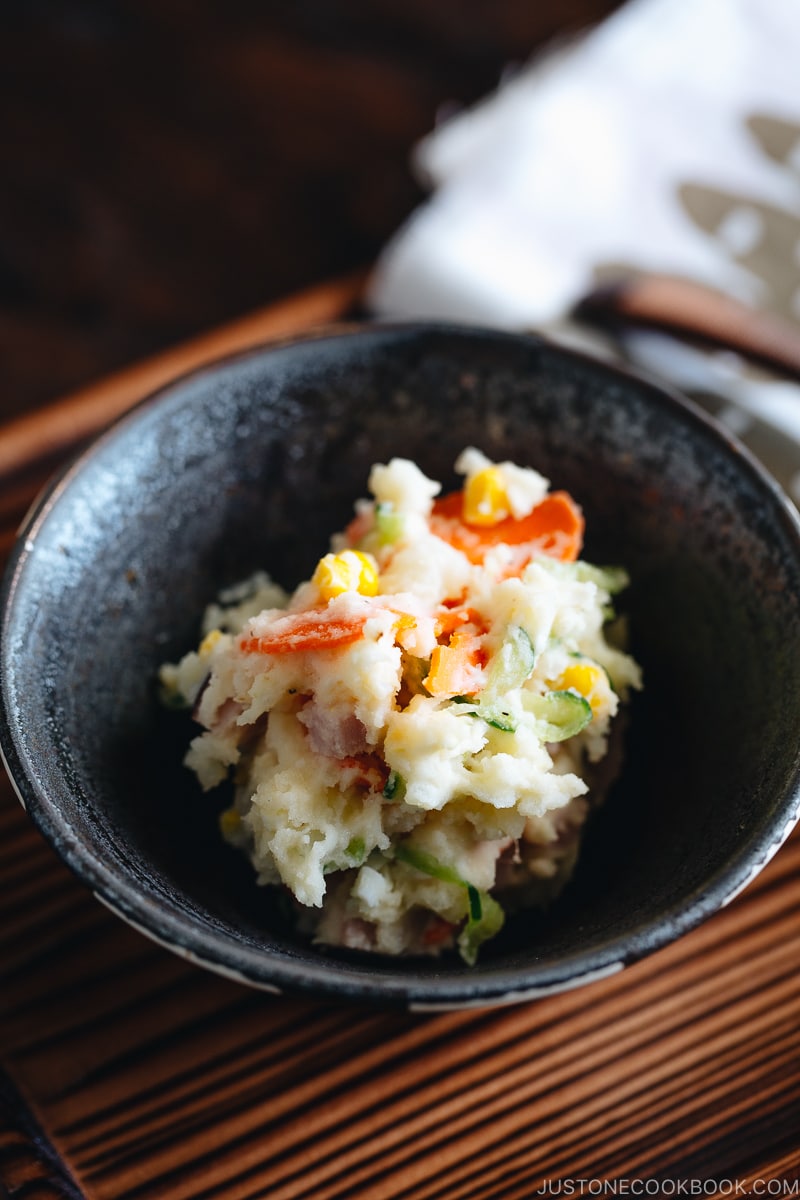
[1,283,799,1199]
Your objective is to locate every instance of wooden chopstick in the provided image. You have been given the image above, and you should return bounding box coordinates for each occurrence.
[0,271,367,484]
[575,274,800,381]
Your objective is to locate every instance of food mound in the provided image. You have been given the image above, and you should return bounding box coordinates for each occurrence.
[160,449,642,964]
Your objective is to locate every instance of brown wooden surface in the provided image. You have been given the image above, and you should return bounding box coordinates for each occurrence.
[1,281,800,1200]
[2,5,800,1194]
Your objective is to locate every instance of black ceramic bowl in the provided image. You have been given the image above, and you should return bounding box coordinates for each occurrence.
[3,323,800,1009]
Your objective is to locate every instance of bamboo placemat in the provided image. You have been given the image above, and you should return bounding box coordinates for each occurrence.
[1,279,799,1199]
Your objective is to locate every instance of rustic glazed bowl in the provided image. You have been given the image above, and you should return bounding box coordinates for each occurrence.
[2,323,800,1009]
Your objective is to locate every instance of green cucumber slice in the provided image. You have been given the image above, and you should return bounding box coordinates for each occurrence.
[324,835,367,874]
[482,625,536,702]
[383,770,406,801]
[458,890,505,967]
[572,563,629,593]
[375,502,405,546]
[395,843,466,887]
[523,689,592,741]
[450,697,517,733]
[480,709,517,733]
[536,559,629,594]
[394,842,506,965]
[345,836,366,862]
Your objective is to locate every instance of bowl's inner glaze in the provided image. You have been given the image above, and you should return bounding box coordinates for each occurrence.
[4,325,800,1002]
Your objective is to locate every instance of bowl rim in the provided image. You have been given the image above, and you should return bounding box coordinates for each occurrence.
[2,319,800,1009]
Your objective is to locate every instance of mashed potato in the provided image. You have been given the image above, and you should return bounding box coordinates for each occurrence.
[161,450,642,963]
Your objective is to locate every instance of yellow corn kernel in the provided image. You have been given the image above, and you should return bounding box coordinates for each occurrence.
[312,549,379,600]
[219,808,241,837]
[555,663,607,713]
[463,466,510,526]
[199,629,223,657]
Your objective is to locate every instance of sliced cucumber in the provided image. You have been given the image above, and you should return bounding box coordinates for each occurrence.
[324,835,367,875]
[375,502,405,546]
[537,558,629,595]
[395,842,466,887]
[523,688,593,741]
[573,563,629,593]
[482,625,536,703]
[394,841,506,965]
[449,696,517,733]
[479,708,517,733]
[345,836,366,862]
[383,770,406,801]
[458,890,505,967]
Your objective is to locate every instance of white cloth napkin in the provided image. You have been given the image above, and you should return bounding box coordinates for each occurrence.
[368,0,800,498]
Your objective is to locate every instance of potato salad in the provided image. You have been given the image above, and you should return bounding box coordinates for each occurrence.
[161,449,642,963]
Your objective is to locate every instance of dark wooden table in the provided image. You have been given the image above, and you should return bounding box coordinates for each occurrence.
[2,5,800,1198]
[0,0,620,422]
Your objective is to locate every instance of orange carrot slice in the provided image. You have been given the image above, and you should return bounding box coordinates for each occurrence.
[434,605,486,637]
[430,489,584,566]
[240,610,367,655]
[424,630,486,698]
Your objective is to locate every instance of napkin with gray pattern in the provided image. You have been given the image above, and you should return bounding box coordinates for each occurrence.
[368,0,800,501]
